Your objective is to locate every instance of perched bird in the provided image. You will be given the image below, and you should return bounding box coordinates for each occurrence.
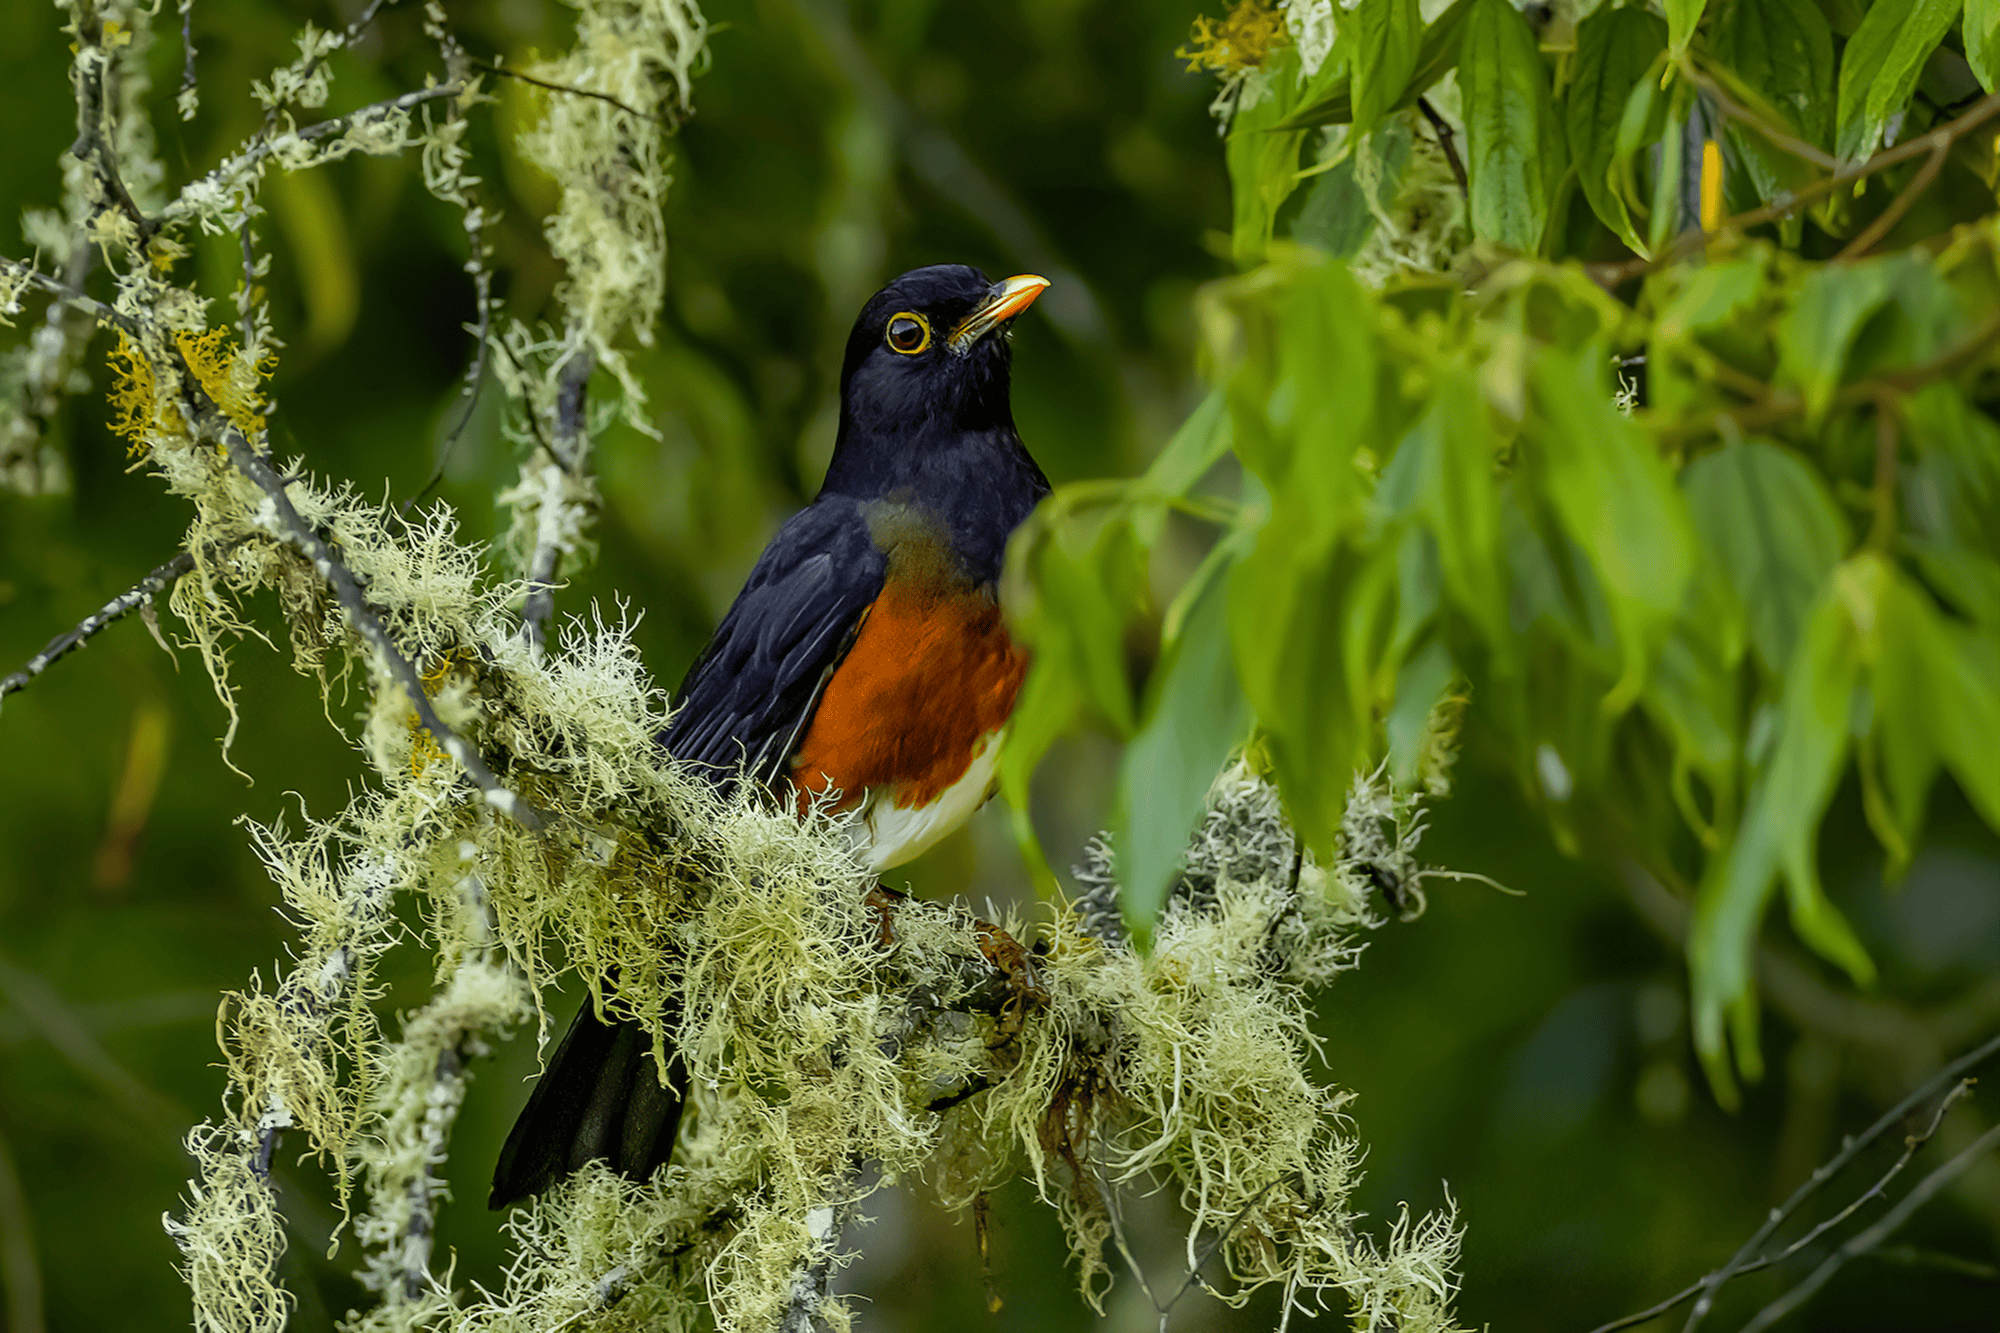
[490,265,1052,1208]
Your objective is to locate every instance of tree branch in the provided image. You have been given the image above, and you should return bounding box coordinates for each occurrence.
[0,550,195,710]
[1738,1121,2000,1333]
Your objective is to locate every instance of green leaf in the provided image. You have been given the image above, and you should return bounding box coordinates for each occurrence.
[1139,389,1233,500]
[1276,0,1476,129]
[1286,123,1412,258]
[1229,512,1365,861]
[1386,638,1455,787]
[1460,0,1566,251]
[1350,0,1424,136]
[1691,555,1884,1094]
[1711,0,1835,150]
[1834,0,1965,160]
[1666,0,1709,56]
[1398,370,1512,655]
[1682,438,1850,676]
[1775,256,1901,424]
[1114,544,1253,934]
[1226,50,1310,269]
[1530,342,1697,711]
[1566,7,1668,251]
[1968,0,2000,91]
[1213,254,1378,537]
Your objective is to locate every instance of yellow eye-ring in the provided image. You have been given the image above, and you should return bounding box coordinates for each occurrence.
[885,312,931,354]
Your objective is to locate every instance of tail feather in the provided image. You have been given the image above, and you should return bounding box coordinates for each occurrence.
[490,996,687,1209]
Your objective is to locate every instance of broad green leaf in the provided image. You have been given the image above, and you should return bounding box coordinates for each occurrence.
[1350,0,1424,136]
[1287,121,1412,258]
[1666,0,1708,56]
[1212,254,1378,538]
[1968,0,2000,90]
[1276,0,1476,129]
[1648,254,1771,415]
[997,655,1084,895]
[1460,0,1566,252]
[1139,389,1232,500]
[1403,370,1512,654]
[1691,555,1884,1094]
[1229,513,1364,861]
[1386,638,1455,787]
[1775,256,1901,423]
[1711,0,1835,150]
[1681,438,1850,676]
[1834,0,1965,160]
[1646,572,1745,796]
[1566,7,1668,251]
[1115,545,1252,933]
[1227,49,1310,269]
[1929,626,2000,830]
[1901,384,2000,555]
[1531,343,1696,711]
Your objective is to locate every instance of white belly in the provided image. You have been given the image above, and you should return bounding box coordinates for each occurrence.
[846,731,1003,874]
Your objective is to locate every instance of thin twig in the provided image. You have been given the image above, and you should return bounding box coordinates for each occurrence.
[1835,139,1950,261]
[1672,1030,2000,1329]
[1415,96,1468,199]
[66,18,154,247]
[0,253,136,335]
[1656,310,2000,446]
[1591,1081,1975,1333]
[157,84,465,227]
[467,59,657,123]
[0,551,196,710]
[1739,1120,2000,1333]
[1590,92,2000,287]
[1679,59,1840,173]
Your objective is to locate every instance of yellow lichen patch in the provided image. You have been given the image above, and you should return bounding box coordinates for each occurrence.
[105,330,180,457]
[174,328,275,437]
[1177,0,1290,74]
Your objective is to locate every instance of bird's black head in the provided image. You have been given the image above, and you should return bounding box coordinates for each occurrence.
[821,265,1049,501]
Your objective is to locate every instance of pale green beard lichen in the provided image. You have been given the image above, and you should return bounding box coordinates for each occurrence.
[8,0,1467,1325]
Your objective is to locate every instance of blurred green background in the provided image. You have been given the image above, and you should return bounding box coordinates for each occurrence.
[2,0,1998,1328]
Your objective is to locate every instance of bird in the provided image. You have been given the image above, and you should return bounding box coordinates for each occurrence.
[490,264,1053,1208]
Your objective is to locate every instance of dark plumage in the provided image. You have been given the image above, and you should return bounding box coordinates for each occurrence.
[491,265,1051,1209]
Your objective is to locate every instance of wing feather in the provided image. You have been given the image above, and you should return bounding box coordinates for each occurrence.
[658,499,884,790]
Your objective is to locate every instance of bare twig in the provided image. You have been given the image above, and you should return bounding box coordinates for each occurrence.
[211,418,546,829]
[467,58,658,123]
[1738,1120,2000,1333]
[1590,92,2000,287]
[1415,96,1468,199]
[0,550,196,710]
[1835,139,1950,262]
[1679,59,1841,173]
[1589,1077,1980,1333]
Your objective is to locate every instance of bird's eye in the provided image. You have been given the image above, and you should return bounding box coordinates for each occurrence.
[885,312,931,355]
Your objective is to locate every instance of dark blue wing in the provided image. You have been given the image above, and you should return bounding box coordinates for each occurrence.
[658,498,885,789]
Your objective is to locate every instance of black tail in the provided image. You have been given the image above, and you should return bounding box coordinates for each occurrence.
[489,995,687,1209]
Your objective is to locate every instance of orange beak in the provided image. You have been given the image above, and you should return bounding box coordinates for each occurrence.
[947,274,1050,353]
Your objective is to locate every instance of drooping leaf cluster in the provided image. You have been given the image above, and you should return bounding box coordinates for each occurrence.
[1012,0,2000,1094]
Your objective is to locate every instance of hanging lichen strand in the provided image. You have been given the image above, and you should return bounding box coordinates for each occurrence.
[0,0,1465,1327]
